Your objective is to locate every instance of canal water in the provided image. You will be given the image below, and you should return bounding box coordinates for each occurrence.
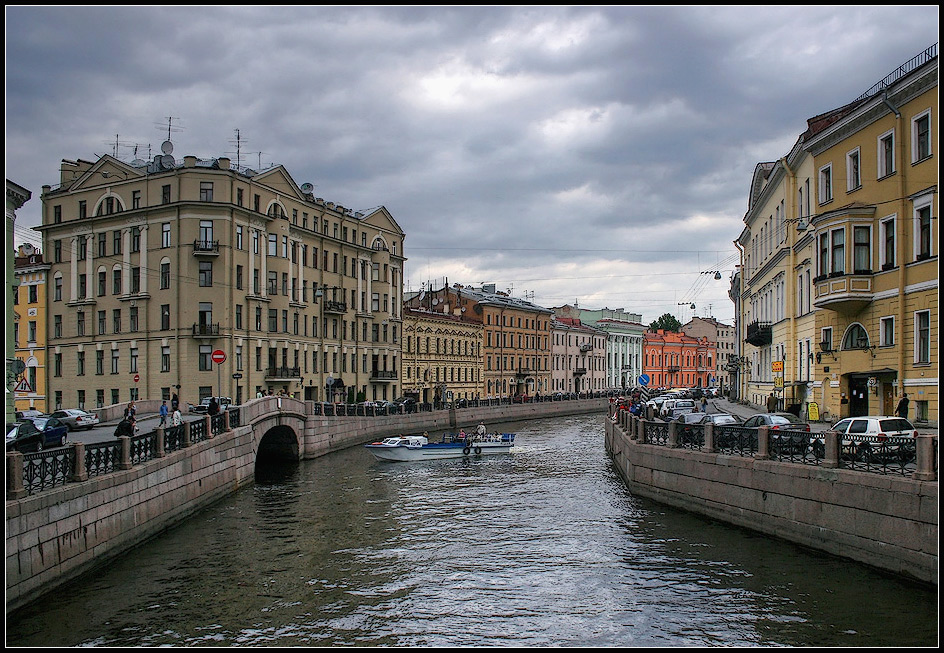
[6,414,937,646]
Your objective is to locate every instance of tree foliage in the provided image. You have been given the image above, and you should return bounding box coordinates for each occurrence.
[649,313,682,332]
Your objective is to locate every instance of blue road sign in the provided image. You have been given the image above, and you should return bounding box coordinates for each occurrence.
[638,374,650,387]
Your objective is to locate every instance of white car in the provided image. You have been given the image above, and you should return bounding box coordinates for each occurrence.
[49,408,101,431]
[667,399,697,419]
[815,416,918,461]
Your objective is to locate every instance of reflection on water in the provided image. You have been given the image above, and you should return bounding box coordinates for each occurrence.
[6,414,937,646]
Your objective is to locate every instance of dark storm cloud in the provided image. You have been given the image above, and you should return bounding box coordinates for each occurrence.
[6,5,939,323]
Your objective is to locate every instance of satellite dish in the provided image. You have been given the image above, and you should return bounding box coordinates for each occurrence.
[432,299,439,305]
[161,140,174,155]
[300,183,314,193]
[160,154,175,169]
[131,158,145,167]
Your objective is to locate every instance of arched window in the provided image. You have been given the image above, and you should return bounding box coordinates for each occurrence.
[841,323,870,350]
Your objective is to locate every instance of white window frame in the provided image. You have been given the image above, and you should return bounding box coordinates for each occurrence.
[877,129,895,178]
[914,310,931,364]
[880,316,895,347]
[818,163,833,204]
[911,108,932,163]
[913,193,934,260]
[879,215,896,269]
[852,224,872,273]
[846,147,861,191]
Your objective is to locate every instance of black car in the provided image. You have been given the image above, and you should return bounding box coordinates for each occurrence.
[7,421,46,452]
[392,397,417,413]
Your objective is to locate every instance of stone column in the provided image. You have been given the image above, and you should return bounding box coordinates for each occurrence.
[913,434,937,481]
[757,426,770,460]
[704,422,715,453]
[118,436,132,470]
[154,428,166,458]
[822,431,839,468]
[71,442,88,482]
[6,452,27,499]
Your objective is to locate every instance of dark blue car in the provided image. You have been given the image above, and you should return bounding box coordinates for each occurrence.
[6,417,69,452]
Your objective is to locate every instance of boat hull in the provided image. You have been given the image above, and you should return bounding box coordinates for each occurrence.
[365,438,514,462]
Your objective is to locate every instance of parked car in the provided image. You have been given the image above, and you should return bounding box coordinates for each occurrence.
[667,399,697,420]
[15,409,44,420]
[659,399,679,419]
[190,397,233,414]
[818,416,918,462]
[49,408,100,431]
[392,396,417,413]
[674,411,708,445]
[695,413,742,426]
[29,416,70,447]
[7,421,48,452]
[742,412,810,431]
[743,412,811,455]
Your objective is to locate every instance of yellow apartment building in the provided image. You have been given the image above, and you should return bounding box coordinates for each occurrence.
[803,46,937,424]
[13,243,51,413]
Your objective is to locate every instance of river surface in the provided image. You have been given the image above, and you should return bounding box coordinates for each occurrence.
[6,414,938,646]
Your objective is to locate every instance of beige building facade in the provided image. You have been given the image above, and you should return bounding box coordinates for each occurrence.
[13,244,51,413]
[550,317,607,395]
[37,147,406,410]
[401,305,484,405]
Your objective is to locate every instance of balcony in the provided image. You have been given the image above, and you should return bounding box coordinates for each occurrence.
[192,239,220,256]
[515,367,533,378]
[745,321,772,347]
[667,366,681,373]
[265,366,300,380]
[813,273,874,313]
[573,367,587,376]
[579,343,593,352]
[371,370,398,382]
[322,299,347,314]
[192,322,220,337]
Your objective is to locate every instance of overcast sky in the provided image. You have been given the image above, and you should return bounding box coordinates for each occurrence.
[6,6,939,325]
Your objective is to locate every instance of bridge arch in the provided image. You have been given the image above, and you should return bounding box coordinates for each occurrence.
[256,423,300,464]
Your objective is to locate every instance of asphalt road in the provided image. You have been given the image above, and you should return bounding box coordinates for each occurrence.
[65,411,206,446]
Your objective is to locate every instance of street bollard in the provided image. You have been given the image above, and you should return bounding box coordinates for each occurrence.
[71,441,88,482]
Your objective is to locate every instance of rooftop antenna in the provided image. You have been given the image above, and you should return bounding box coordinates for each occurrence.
[228,128,246,169]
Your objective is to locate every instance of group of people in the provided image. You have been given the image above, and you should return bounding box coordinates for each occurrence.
[115,400,182,438]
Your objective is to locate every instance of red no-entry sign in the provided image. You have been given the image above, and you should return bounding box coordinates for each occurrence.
[211,349,226,364]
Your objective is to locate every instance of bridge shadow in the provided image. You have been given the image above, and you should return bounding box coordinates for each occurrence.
[255,424,300,484]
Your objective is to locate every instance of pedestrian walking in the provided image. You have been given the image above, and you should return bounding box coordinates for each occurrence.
[171,393,179,411]
[171,407,183,427]
[128,401,137,419]
[895,393,909,419]
[208,397,220,416]
[159,400,169,427]
[701,396,708,412]
[766,392,777,412]
[114,416,135,438]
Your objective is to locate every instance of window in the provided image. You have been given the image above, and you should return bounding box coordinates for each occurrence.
[79,201,87,219]
[96,350,104,375]
[98,232,106,257]
[161,304,170,330]
[113,309,121,333]
[841,324,869,350]
[268,234,277,256]
[129,306,139,332]
[199,220,214,249]
[237,188,244,206]
[878,130,895,178]
[98,270,106,296]
[160,261,171,289]
[915,310,930,363]
[881,216,896,269]
[132,190,141,209]
[131,226,140,252]
[111,349,120,374]
[98,310,106,334]
[818,164,833,203]
[853,226,871,272]
[54,314,62,338]
[162,223,171,247]
[912,110,932,162]
[54,275,62,301]
[54,205,62,223]
[236,225,244,250]
[235,304,243,330]
[113,268,122,295]
[880,316,895,347]
[161,346,171,372]
[200,181,214,202]
[236,265,243,290]
[199,345,212,371]
[130,348,139,373]
[130,267,140,294]
[914,197,933,260]
[821,327,833,352]
[113,230,122,255]
[199,261,213,287]
[54,240,61,263]
[830,228,845,275]
[846,148,861,191]
[162,185,171,204]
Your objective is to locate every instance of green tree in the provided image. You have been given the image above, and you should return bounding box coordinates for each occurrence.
[649,313,682,332]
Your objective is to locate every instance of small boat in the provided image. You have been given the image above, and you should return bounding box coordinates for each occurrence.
[365,429,515,462]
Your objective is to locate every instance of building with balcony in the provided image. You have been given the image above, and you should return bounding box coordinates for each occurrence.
[735,44,937,424]
[405,283,553,399]
[642,330,716,390]
[401,305,483,405]
[36,144,405,409]
[682,316,736,394]
[555,305,645,391]
[6,179,32,422]
[803,45,937,423]
[550,316,606,394]
[12,243,50,413]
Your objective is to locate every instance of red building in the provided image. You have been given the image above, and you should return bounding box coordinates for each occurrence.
[643,330,716,389]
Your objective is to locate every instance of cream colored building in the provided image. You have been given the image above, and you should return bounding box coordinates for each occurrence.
[37,147,406,409]
[736,45,937,424]
[550,317,607,395]
[803,47,937,424]
[401,305,484,404]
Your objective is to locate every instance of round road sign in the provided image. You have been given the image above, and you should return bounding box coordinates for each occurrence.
[133,374,140,383]
[211,349,226,364]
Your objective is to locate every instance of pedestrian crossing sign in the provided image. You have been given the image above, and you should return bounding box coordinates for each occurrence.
[14,378,32,393]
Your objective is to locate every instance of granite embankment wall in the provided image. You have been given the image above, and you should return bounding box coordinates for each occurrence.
[604,416,938,585]
[6,398,606,612]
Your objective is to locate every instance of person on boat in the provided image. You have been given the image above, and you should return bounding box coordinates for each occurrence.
[459,429,466,440]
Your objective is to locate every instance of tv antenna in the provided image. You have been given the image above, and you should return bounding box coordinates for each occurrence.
[227,128,246,169]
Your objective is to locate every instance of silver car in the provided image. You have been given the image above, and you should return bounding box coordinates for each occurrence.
[49,408,101,431]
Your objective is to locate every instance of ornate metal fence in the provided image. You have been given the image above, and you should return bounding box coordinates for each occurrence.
[21,447,75,494]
